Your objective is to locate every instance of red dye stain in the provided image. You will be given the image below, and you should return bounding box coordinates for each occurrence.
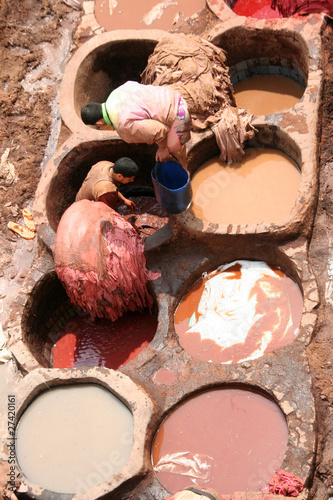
[51,311,157,369]
[152,388,289,495]
[153,368,178,385]
[233,0,283,18]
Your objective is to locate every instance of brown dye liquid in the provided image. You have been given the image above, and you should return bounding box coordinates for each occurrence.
[16,385,133,494]
[117,195,169,238]
[94,0,205,31]
[191,148,301,225]
[174,261,303,364]
[152,388,288,495]
[234,75,304,115]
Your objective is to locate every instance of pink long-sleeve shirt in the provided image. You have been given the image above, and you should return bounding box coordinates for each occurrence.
[105,81,181,146]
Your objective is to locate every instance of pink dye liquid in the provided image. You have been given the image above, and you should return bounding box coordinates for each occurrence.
[95,0,205,31]
[51,310,157,369]
[174,261,303,364]
[152,388,289,495]
[233,0,283,18]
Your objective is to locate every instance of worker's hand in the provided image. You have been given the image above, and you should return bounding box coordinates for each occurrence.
[156,146,171,163]
[124,198,136,210]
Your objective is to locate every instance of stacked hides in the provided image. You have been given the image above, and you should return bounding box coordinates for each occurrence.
[54,200,159,321]
[141,33,257,164]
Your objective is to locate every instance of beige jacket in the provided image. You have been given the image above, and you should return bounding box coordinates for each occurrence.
[76,161,117,202]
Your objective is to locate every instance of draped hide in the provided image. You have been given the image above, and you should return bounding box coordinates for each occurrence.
[54,200,158,321]
[141,33,257,164]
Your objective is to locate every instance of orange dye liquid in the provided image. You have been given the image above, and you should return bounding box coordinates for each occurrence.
[152,388,288,495]
[191,148,301,225]
[174,260,303,364]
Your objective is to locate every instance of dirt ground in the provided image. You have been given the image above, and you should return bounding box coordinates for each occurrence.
[306,18,333,500]
[0,0,332,499]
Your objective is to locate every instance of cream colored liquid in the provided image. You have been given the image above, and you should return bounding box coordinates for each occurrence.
[234,75,304,115]
[95,0,205,31]
[16,385,133,494]
[191,148,301,225]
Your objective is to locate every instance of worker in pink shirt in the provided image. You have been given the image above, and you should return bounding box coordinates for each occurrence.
[81,81,191,169]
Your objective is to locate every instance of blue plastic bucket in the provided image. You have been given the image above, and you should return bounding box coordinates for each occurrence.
[151,159,192,214]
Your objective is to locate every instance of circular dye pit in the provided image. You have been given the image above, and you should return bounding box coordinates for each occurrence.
[232,0,283,18]
[190,148,301,225]
[94,0,205,31]
[117,195,169,238]
[174,260,303,364]
[234,75,304,115]
[51,310,158,369]
[16,385,133,494]
[152,387,288,495]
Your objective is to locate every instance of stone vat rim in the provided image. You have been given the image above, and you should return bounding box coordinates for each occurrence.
[59,28,168,137]
[9,368,154,500]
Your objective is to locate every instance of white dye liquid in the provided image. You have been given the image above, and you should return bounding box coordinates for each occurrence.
[16,384,133,493]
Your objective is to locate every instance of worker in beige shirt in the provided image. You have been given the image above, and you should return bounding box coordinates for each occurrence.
[75,157,139,210]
